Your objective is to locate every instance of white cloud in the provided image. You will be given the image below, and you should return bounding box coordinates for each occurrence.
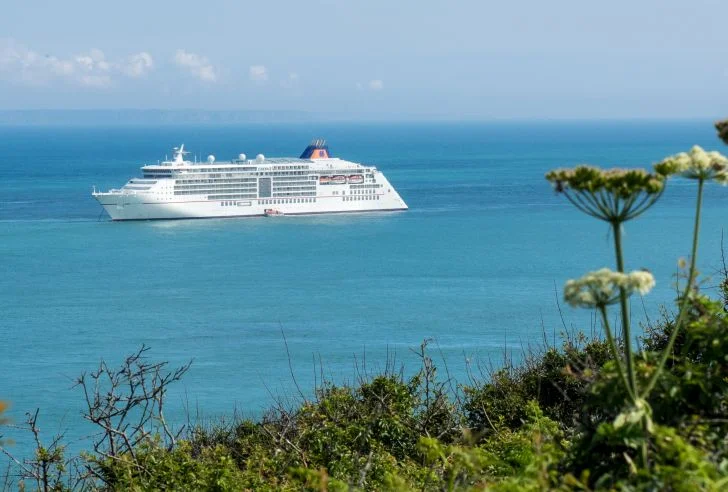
[174,49,217,82]
[280,72,299,88]
[368,79,384,91]
[249,65,268,83]
[0,39,155,88]
[120,52,154,77]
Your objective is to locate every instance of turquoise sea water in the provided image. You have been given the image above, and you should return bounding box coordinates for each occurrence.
[1,121,727,457]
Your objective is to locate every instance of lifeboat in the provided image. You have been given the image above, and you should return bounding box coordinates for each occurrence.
[348,174,364,184]
[319,176,332,185]
[331,175,346,185]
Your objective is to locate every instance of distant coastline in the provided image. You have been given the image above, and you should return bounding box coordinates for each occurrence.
[0,109,718,126]
[0,109,321,125]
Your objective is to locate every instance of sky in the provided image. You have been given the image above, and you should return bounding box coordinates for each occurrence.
[1,0,727,119]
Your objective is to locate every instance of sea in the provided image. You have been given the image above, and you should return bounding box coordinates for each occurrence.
[1,120,726,458]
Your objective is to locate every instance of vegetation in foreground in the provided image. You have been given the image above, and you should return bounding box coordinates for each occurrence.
[2,121,728,491]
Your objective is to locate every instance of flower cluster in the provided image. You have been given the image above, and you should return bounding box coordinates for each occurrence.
[564,268,655,309]
[654,145,728,184]
[546,167,665,198]
[545,166,665,222]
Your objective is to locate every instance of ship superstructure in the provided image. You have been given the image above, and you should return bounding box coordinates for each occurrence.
[92,140,408,220]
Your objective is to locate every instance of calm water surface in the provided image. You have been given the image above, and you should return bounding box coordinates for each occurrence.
[1,121,726,455]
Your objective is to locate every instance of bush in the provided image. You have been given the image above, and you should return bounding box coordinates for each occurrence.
[463,336,611,434]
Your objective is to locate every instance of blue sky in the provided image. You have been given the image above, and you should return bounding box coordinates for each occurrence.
[1,0,726,119]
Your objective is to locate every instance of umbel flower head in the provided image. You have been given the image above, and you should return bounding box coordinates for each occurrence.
[545,166,665,222]
[564,268,655,309]
[654,145,728,184]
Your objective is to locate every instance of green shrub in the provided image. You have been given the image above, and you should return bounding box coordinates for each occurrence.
[463,337,611,434]
[95,439,248,491]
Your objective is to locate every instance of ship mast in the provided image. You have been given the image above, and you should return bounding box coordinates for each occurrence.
[173,144,188,165]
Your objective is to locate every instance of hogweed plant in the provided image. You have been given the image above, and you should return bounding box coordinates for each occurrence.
[545,166,665,406]
[645,146,728,396]
[546,144,728,468]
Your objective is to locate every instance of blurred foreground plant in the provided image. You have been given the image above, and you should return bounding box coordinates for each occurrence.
[546,144,728,471]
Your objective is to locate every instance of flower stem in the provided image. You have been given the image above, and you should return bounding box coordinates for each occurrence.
[598,305,634,400]
[642,178,704,397]
[612,221,638,402]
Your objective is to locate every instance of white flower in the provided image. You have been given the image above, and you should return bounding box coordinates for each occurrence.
[564,268,655,308]
[657,146,728,184]
[628,270,656,295]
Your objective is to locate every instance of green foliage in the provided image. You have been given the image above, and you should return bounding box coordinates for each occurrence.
[413,402,567,491]
[643,295,728,460]
[566,292,728,487]
[6,298,728,491]
[717,119,728,145]
[94,439,250,491]
[463,336,611,433]
[578,423,727,491]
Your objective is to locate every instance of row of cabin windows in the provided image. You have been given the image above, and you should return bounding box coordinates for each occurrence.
[174,186,257,192]
[175,183,258,188]
[176,178,257,184]
[350,183,382,189]
[183,167,247,173]
[259,198,316,205]
[200,173,312,179]
[175,191,256,196]
[257,171,310,177]
[208,194,257,200]
[272,176,314,182]
[273,186,316,192]
[176,166,307,173]
[221,201,251,207]
[272,191,317,197]
[147,171,365,180]
[343,195,380,201]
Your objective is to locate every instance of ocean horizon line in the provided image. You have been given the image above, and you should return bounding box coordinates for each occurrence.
[0,109,722,126]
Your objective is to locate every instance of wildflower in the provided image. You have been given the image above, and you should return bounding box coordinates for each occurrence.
[545,166,665,222]
[654,145,728,184]
[564,268,655,309]
[629,270,656,295]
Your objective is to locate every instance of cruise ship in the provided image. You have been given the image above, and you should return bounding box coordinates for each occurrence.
[92,140,408,221]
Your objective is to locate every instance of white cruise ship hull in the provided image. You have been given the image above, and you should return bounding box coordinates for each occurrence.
[92,140,408,221]
[94,192,407,221]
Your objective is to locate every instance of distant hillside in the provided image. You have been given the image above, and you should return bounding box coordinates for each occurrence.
[0,109,323,125]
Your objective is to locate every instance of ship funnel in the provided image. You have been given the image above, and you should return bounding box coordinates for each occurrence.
[299,139,330,159]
